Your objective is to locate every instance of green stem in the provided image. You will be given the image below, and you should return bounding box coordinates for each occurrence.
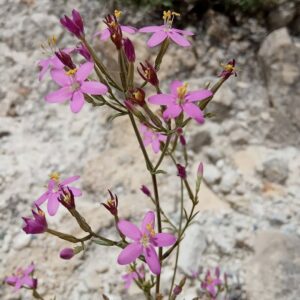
[154,134,172,171]
[168,180,184,299]
[32,289,44,300]
[46,228,92,243]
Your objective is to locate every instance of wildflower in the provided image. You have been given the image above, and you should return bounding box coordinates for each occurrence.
[55,49,76,69]
[60,9,84,38]
[117,211,176,275]
[219,59,237,79]
[35,173,81,216]
[75,43,92,62]
[123,38,135,62]
[60,248,75,260]
[201,267,224,299]
[128,88,146,106]
[58,187,76,210]
[141,185,151,197]
[102,190,118,216]
[140,124,167,154]
[137,61,159,87]
[173,285,182,296]
[148,80,212,124]
[139,10,194,48]
[4,263,37,291]
[176,128,186,146]
[197,162,204,178]
[45,62,108,113]
[122,264,145,289]
[177,164,186,179]
[102,14,124,49]
[22,206,48,234]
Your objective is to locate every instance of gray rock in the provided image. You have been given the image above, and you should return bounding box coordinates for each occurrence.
[246,231,300,300]
[204,164,221,185]
[189,131,212,153]
[13,232,31,250]
[220,170,238,194]
[261,157,289,184]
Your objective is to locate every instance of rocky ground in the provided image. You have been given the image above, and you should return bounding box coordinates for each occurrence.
[1,0,300,299]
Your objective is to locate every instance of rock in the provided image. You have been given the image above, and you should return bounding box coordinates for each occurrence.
[13,232,31,250]
[178,224,207,273]
[189,130,212,153]
[246,231,300,300]
[204,164,221,185]
[229,128,249,145]
[220,170,238,194]
[261,157,289,184]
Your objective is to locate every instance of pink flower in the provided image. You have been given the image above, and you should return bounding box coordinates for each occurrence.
[35,173,81,216]
[117,211,176,275]
[201,267,224,300]
[95,25,136,41]
[60,9,85,38]
[45,62,108,113]
[148,80,212,124]
[140,124,167,153]
[4,263,37,291]
[60,248,75,260]
[139,11,193,48]
[122,264,145,289]
[22,206,47,234]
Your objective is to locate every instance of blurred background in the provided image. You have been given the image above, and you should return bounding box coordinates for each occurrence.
[0,0,300,299]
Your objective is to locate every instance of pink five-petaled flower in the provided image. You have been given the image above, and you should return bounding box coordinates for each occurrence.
[22,206,47,234]
[140,124,167,154]
[122,264,145,289]
[117,211,176,275]
[139,10,194,48]
[4,263,37,292]
[35,173,81,216]
[45,62,108,113]
[148,80,212,124]
[201,267,224,300]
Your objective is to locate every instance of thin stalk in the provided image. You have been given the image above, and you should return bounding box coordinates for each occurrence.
[168,180,184,298]
[154,134,172,171]
[32,289,45,300]
[46,228,92,243]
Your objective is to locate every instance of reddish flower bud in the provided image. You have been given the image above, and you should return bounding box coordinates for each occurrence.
[76,43,92,62]
[173,285,182,296]
[104,14,123,49]
[58,187,76,210]
[128,88,146,106]
[141,185,151,197]
[177,164,186,179]
[55,49,76,70]
[22,206,48,234]
[219,59,237,79]
[137,61,159,87]
[102,190,118,216]
[60,9,85,38]
[123,38,135,62]
[60,248,74,260]
[197,162,204,177]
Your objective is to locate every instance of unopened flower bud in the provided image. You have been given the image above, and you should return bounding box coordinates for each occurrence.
[173,285,182,296]
[58,187,76,210]
[55,49,76,70]
[177,164,186,179]
[104,14,123,49]
[123,38,135,62]
[128,88,146,106]
[60,248,74,260]
[60,9,85,38]
[102,190,118,216]
[141,185,151,197]
[219,59,237,79]
[137,61,159,87]
[197,162,203,178]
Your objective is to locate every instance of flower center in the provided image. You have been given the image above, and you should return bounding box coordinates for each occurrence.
[141,234,150,247]
[65,68,77,76]
[176,83,188,104]
[163,10,180,29]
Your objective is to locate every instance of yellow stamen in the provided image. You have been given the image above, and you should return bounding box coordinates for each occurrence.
[221,62,235,72]
[48,35,57,46]
[146,223,155,237]
[133,90,143,101]
[114,9,122,19]
[65,68,77,76]
[177,83,188,99]
[49,172,60,181]
[163,10,172,20]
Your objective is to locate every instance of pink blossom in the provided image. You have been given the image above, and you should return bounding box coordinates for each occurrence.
[94,25,136,41]
[45,62,108,113]
[22,206,47,234]
[201,267,224,300]
[117,211,176,275]
[35,173,81,216]
[4,263,37,291]
[140,124,167,153]
[122,264,145,289]
[148,80,212,124]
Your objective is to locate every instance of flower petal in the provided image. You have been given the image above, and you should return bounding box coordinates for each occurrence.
[170,80,184,96]
[152,233,176,247]
[75,62,94,82]
[45,87,72,103]
[99,28,111,40]
[118,220,142,241]
[70,91,85,113]
[147,31,168,48]
[68,186,82,196]
[117,242,143,265]
[168,31,191,47]
[185,89,212,102]
[148,94,174,105]
[81,81,108,95]
[163,104,182,119]
[47,193,60,216]
[60,176,80,186]
[172,28,194,36]
[151,139,161,153]
[121,25,137,34]
[139,26,162,33]
[144,245,160,274]
[50,69,71,86]
[35,191,49,206]
[182,103,204,124]
[141,211,155,233]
